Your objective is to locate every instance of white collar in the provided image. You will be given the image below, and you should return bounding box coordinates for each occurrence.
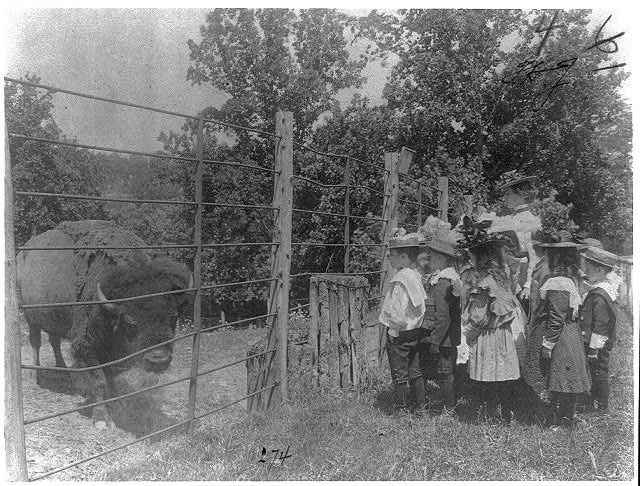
[594,281,618,302]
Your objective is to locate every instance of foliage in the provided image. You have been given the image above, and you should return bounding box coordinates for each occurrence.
[96,152,186,248]
[187,8,365,142]
[529,191,579,235]
[159,9,368,317]
[355,9,631,252]
[5,75,107,245]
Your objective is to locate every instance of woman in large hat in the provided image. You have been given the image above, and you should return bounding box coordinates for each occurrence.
[522,228,591,427]
[458,217,526,423]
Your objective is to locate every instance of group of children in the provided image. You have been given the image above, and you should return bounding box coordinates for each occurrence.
[379,217,620,427]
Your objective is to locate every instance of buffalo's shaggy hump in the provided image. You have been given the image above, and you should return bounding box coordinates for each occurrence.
[17,220,192,430]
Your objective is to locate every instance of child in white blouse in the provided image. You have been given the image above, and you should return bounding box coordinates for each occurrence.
[379,230,427,413]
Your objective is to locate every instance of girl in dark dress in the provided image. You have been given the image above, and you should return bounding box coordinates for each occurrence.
[523,233,591,427]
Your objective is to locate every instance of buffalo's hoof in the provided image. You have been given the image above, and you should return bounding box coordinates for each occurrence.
[93,406,116,430]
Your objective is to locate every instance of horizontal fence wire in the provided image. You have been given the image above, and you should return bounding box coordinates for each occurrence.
[15,191,278,216]
[291,242,385,248]
[8,133,280,175]
[398,172,441,193]
[28,382,279,482]
[292,175,389,198]
[17,242,279,252]
[4,77,280,140]
[289,302,311,311]
[22,311,278,374]
[293,207,387,223]
[17,244,198,251]
[201,277,275,291]
[20,275,276,310]
[292,140,389,175]
[19,287,196,310]
[291,242,344,247]
[24,348,276,426]
[398,197,439,211]
[14,190,195,206]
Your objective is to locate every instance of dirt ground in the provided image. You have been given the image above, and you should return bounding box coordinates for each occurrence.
[18,320,267,480]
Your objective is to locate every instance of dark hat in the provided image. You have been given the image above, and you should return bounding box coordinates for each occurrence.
[534,229,586,249]
[456,216,510,251]
[582,246,619,269]
[495,170,537,192]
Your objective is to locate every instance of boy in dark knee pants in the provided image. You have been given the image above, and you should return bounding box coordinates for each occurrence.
[417,217,462,415]
[379,229,427,413]
[580,247,621,415]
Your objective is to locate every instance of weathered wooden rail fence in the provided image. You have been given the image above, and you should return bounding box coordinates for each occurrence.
[308,275,373,389]
[4,76,449,481]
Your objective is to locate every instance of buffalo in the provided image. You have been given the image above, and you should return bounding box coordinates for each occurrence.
[17,220,193,429]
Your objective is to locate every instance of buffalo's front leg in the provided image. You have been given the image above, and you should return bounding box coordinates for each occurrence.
[71,359,115,429]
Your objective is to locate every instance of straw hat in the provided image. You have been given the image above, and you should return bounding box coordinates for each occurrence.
[418,216,459,257]
[582,246,619,269]
[388,228,426,249]
[495,169,537,192]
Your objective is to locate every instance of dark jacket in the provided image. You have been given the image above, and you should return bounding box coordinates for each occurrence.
[422,278,461,348]
[579,287,617,351]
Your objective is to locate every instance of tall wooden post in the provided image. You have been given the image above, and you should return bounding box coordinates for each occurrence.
[187,117,204,430]
[438,176,449,223]
[343,157,351,273]
[417,182,424,227]
[248,111,293,412]
[378,152,399,363]
[4,127,29,480]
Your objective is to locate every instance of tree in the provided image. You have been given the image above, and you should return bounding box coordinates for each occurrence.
[159,9,368,318]
[356,9,631,252]
[5,75,106,246]
[187,8,365,142]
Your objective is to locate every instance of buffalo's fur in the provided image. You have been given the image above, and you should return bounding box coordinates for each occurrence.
[17,220,192,428]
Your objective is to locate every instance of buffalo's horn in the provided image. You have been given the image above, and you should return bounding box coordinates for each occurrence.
[96,283,118,313]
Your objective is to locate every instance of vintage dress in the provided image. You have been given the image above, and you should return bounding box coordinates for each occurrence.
[462,270,523,382]
[523,276,591,395]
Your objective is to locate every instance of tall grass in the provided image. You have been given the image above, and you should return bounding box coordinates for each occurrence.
[99,311,635,481]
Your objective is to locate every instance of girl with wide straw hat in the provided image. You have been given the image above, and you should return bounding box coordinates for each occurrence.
[457,217,526,423]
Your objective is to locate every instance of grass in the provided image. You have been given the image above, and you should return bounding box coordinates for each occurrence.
[96,309,635,481]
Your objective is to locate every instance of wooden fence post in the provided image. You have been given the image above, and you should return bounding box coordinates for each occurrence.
[4,127,29,480]
[343,157,351,273]
[187,117,204,431]
[248,111,293,412]
[417,182,424,228]
[309,278,319,384]
[438,176,449,223]
[378,152,399,363]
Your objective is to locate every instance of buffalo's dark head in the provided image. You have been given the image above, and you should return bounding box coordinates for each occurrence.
[97,258,193,373]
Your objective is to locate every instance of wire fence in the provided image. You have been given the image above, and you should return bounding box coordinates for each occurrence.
[4,76,450,481]
[4,76,286,481]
